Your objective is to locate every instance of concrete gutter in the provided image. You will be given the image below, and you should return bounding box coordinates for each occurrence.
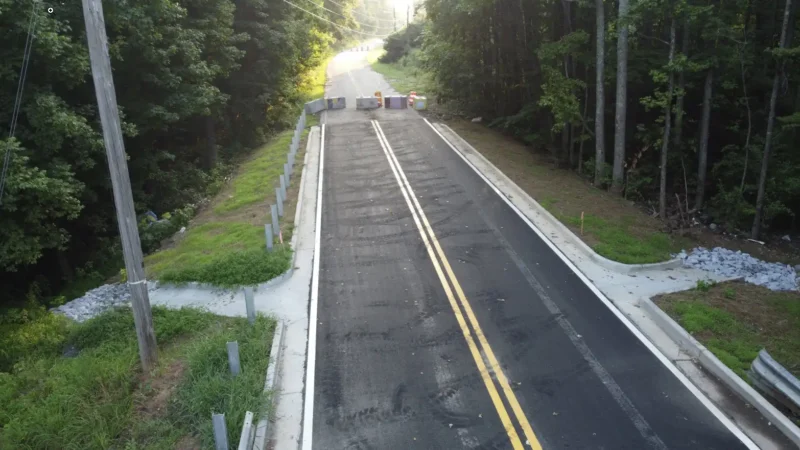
[433,123,682,274]
[639,297,800,447]
[253,320,286,450]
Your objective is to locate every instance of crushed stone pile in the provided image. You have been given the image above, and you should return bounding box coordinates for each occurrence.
[52,283,131,322]
[676,247,798,291]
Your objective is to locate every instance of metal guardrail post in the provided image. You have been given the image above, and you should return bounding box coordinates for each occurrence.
[275,188,283,217]
[227,341,241,376]
[265,224,273,251]
[213,413,229,450]
[270,205,279,236]
[244,287,256,324]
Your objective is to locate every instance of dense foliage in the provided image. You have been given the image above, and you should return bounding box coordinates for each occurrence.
[0,0,348,303]
[421,0,800,238]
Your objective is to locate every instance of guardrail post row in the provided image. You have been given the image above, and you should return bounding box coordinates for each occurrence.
[265,224,273,251]
[213,413,229,450]
[244,287,256,325]
[227,341,241,376]
[271,205,279,236]
[276,188,284,217]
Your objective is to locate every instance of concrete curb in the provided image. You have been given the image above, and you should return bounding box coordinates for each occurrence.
[148,125,320,295]
[639,296,800,447]
[433,123,682,274]
[253,320,286,450]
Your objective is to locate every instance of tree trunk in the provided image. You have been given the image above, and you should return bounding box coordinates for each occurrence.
[660,19,677,219]
[695,69,713,210]
[594,0,606,186]
[672,17,690,151]
[205,116,217,170]
[611,0,630,194]
[752,0,794,239]
[57,250,74,282]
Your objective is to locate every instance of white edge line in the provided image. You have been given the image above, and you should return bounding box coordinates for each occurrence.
[301,124,324,450]
[422,118,759,450]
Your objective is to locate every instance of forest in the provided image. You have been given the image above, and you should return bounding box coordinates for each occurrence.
[0,0,393,305]
[419,0,800,242]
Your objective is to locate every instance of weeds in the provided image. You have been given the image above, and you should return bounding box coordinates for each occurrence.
[0,307,275,449]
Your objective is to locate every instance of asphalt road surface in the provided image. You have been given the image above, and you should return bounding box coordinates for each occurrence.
[305,49,755,450]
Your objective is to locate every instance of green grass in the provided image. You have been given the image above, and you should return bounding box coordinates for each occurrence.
[371,49,433,97]
[141,55,329,287]
[0,307,275,449]
[214,132,295,214]
[659,282,800,381]
[553,211,685,264]
[144,127,305,286]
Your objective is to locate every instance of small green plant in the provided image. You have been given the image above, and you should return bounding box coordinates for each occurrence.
[119,268,127,280]
[724,288,736,299]
[696,279,715,292]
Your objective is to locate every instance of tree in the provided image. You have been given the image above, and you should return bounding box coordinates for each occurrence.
[659,18,677,218]
[752,0,794,238]
[611,0,631,194]
[695,68,713,209]
[594,0,606,186]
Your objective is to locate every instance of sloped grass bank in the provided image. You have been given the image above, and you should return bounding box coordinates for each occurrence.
[0,307,275,449]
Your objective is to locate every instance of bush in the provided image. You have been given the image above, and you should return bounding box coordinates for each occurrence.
[379,23,424,64]
[138,205,196,254]
[0,310,71,372]
[159,247,292,287]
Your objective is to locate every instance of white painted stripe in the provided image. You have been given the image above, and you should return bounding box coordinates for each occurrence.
[422,118,760,450]
[489,226,667,449]
[301,124,325,450]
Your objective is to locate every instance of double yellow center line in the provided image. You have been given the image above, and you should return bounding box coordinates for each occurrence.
[370,120,542,450]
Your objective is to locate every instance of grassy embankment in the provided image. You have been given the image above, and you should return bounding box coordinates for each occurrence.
[144,59,328,286]
[0,307,276,449]
[656,280,799,426]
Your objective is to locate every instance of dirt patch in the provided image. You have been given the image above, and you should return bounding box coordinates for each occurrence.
[175,435,202,450]
[135,359,187,419]
[442,119,684,261]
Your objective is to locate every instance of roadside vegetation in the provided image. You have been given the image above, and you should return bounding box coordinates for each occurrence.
[0,306,275,449]
[1,0,335,309]
[374,0,800,264]
[655,280,800,384]
[144,122,311,287]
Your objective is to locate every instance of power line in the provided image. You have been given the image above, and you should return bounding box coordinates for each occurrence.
[298,0,395,26]
[283,0,393,37]
[1,1,39,206]
[316,0,394,25]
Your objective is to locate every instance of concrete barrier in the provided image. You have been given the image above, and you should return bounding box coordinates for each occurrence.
[385,96,407,109]
[304,98,325,114]
[356,96,380,110]
[325,97,346,110]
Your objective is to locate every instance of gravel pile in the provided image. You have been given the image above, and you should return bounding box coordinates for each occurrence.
[52,283,132,322]
[676,247,799,291]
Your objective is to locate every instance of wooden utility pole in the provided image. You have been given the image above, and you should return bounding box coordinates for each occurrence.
[82,0,158,371]
[406,4,410,27]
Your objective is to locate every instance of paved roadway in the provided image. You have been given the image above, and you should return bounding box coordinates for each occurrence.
[305,49,756,450]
